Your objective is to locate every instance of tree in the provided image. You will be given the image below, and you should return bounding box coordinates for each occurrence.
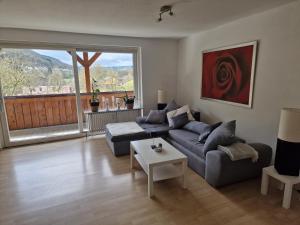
[48,69,65,93]
[0,58,29,96]
[24,70,44,95]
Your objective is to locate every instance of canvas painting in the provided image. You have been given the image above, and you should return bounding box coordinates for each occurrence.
[201,41,257,108]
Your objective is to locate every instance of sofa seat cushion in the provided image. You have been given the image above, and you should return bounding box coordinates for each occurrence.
[105,122,149,142]
[106,128,148,142]
[139,123,170,136]
[168,129,205,159]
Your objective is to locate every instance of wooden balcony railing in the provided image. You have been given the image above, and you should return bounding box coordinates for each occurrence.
[4,91,134,130]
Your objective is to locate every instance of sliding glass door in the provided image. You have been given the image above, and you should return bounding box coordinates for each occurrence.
[0,48,82,146]
[0,45,141,147]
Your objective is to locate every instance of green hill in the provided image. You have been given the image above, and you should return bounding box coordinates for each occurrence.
[0,49,72,74]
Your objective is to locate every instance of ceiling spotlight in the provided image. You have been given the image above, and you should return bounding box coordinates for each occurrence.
[157,5,174,22]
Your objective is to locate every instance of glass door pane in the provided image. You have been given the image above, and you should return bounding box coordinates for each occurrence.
[0,48,79,142]
[75,51,135,130]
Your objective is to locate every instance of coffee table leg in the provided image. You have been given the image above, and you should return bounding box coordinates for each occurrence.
[148,165,154,198]
[182,159,187,189]
[130,145,134,170]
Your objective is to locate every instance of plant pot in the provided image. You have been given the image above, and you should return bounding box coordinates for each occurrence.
[126,103,134,110]
[90,100,100,112]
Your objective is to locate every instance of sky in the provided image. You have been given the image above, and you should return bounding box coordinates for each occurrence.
[33,50,133,67]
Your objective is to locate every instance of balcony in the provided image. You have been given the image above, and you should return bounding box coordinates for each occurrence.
[4,91,133,140]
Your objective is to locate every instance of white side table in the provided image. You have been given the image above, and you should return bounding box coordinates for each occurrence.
[261,166,300,209]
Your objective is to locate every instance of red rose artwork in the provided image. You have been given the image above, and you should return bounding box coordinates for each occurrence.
[202,42,257,107]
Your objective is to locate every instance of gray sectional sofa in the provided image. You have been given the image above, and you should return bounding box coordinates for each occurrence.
[137,118,272,187]
[106,110,272,187]
[165,124,272,187]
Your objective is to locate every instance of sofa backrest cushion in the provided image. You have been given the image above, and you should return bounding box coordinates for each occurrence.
[164,100,180,112]
[146,110,166,124]
[203,120,237,156]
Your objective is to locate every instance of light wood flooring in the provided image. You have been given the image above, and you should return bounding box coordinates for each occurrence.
[0,137,299,225]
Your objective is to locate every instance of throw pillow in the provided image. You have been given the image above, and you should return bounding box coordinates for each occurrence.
[164,100,180,112]
[198,122,222,143]
[171,112,189,129]
[203,120,237,156]
[167,105,195,127]
[146,110,166,124]
[136,116,147,124]
[183,121,209,134]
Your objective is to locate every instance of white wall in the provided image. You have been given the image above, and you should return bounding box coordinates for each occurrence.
[0,28,179,113]
[177,1,300,152]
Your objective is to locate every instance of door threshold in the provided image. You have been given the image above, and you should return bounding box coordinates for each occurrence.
[5,132,85,148]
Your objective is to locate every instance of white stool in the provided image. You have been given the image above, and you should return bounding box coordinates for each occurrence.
[261,166,300,209]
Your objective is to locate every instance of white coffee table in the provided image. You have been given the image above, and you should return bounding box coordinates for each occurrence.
[130,138,188,198]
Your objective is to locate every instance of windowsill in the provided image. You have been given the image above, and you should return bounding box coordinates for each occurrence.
[84,107,143,114]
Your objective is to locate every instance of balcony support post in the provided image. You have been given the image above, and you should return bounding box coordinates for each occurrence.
[67,51,101,93]
[83,52,91,93]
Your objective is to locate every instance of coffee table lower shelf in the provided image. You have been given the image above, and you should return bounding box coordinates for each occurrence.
[134,154,183,182]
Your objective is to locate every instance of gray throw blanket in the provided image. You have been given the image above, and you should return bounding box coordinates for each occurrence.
[218,143,258,162]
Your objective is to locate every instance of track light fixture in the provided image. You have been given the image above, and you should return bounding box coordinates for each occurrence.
[157,5,174,22]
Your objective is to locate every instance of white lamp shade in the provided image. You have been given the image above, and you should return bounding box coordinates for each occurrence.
[157,90,166,103]
[278,108,300,143]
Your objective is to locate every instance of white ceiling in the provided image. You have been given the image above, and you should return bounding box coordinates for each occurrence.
[0,0,296,38]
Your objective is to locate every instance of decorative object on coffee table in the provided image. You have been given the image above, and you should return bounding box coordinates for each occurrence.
[150,132,163,152]
[261,166,300,209]
[275,108,300,176]
[123,91,135,109]
[157,90,167,110]
[89,78,101,112]
[151,142,163,153]
[202,41,257,108]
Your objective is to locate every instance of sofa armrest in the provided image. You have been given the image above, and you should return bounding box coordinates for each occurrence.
[136,116,147,124]
[205,143,272,187]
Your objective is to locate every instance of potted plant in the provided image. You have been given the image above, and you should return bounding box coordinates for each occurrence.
[90,79,101,112]
[123,91,135,109]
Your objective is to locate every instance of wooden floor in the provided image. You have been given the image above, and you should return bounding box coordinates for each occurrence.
[0,137,299,225]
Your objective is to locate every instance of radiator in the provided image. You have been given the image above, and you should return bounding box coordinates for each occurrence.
[85,108,142,134]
